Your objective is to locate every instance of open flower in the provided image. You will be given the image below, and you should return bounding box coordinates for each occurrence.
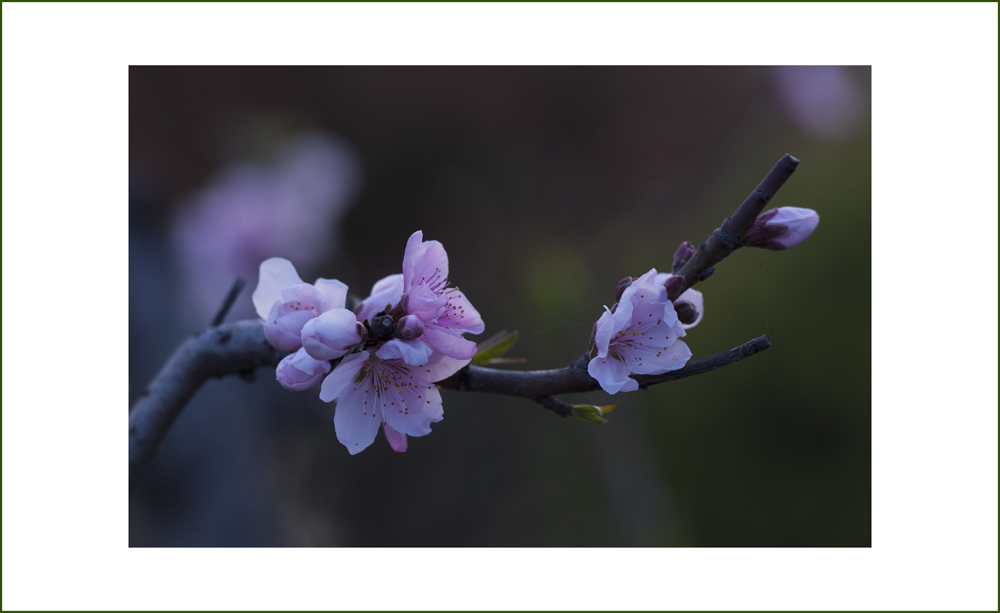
[399,231,484,359]
[318,348,465,455]
[253,257,349,352]
[588,269,692,394]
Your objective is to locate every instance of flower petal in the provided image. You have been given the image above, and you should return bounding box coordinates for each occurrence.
[319,351,370,403]
[422,350,470,382]
[630,268,668,305]
[625,339,692,375]
[314,278,348,311]
[769,207,820,249]
[406,284,449,323]
[253,257,304,319]
[401,230,424,286]
[380,368,443,437]
[422,325,478,359]
[275,348,332,391]
[619,322,690,375]
[334,372,382,455]
[356,274,404,323]
[383,423,408,453]
[263,307,315,352]
[612,284,637,332]
[403,232,449,294]
[587,355,639,394]
[593,309,616,359]
[438,291,484,335]
[376,338,434,366]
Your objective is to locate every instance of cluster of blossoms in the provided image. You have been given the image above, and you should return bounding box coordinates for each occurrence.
[253,231,483,455]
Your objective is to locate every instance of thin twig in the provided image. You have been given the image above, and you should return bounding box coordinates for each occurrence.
[210,277,247,327]
[127,319,770,489]
[676,154,799,291]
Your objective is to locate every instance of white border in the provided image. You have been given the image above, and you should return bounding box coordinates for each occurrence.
[3,2,997,610]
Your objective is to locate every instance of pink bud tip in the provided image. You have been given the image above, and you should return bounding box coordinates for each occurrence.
[396,314,425,340]
[746,207,819,250]
[673,241,696,270]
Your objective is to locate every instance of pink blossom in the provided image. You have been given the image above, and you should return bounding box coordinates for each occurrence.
[400,231,485,359]
[745,207,820,251]
[318,349,466,455]
[588,269,692,394]
[275,348,332,391]
[383,424,408,452]
[354,231,484,360]
[253,257,350,352]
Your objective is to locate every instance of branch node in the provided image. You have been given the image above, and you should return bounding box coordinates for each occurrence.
[712,223,745,251]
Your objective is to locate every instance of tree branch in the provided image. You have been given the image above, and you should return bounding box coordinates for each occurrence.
[437,335,772,408]
[676,154,799,291]
[128,321,283,492]
[129,155,797,490]
[128,319,771,488]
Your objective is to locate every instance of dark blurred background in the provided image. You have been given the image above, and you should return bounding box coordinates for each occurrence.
[129,66,871,547]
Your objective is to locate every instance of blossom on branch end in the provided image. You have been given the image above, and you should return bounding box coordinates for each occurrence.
[744,207,820,251]
[588,269,692,395]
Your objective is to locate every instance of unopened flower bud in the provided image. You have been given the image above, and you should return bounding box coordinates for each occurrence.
[301,308,365,361]
[386,294,409,320]
[674,300,699,325]
[745,207,819,250]
[672,241,696,273]
[369,313,395,338]
[662,274,686,301]
[615,277,633,302]
[275,348,332,391]
[396,314,425,340]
